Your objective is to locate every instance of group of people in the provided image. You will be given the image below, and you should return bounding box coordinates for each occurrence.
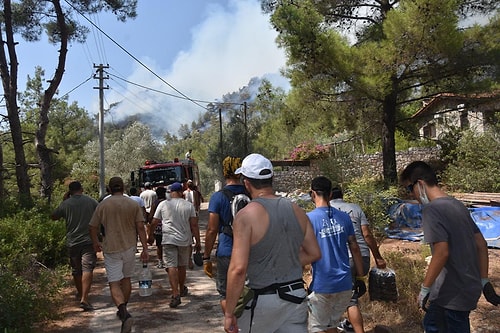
[51,176,201,333]
[203,154,500,333]
[51,153,500,333]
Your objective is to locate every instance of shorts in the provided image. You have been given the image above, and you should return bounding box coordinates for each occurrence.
[238,289,308,333]
[163,244,190,268]
[216,256,230,298]
[348,256,370,306]
[103,246,136,283]
[68,243,96,276]
[308,290,352,333]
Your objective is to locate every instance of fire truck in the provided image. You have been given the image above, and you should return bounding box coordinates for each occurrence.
[130,158,200,190]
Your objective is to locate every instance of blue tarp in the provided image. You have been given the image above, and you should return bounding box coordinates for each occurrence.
[386,202,500,249]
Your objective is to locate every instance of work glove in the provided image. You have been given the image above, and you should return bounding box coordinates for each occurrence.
[203,257,213,278]
[354,276,367,298]
[418,285,430,311]
[482,278,500,306]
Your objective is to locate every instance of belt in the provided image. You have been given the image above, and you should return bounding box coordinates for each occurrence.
[257,281,304,295]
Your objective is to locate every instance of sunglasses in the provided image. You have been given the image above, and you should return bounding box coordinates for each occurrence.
[406,180,419,194]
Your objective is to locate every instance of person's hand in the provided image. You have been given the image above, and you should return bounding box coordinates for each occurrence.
[224,312,238,333]
[375,258,387,269]
[203,257,213,278]
[418,285,430,310]
[92,242,102,253]
[482,279,500,306]
[195,243,202,252]
[147,234,154,246]
[354,277,367,298]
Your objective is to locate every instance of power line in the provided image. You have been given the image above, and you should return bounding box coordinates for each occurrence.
[62,0,207,111]
[59,74,94,99]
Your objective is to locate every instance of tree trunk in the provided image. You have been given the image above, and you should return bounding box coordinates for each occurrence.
[381,91,398,187]
[36,0,68,202]
[0,0,33,207]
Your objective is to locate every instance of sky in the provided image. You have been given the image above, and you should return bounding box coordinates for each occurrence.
[12,0,288,136]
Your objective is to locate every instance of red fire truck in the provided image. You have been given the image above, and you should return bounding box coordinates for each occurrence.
[130,158,200,190]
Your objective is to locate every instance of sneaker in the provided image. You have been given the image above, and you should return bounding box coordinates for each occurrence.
[180,286,188,297]
[79,301,94,311]
[121,314,133,333]
[156,261,165,269]
[169,295,181,308]
[337,319,354,332]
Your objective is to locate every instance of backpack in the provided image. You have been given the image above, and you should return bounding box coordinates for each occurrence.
[220,188,251,237]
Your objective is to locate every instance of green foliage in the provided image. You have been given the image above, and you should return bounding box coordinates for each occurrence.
[341,177,400,243]
[442,130,500,192]
[0,205,67,331]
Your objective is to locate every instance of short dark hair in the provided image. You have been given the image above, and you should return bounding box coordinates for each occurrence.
[156,187,167,199]
[244,176,273,189]
[400,161,438,186]
[68,181,82,195]
[311,176,332,199]
[129,187,138,196]
[331,187,343,199]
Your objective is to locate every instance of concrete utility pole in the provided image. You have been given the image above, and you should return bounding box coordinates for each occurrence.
[93,64,109,198]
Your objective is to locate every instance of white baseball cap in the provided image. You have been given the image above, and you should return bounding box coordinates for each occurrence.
[235,153,273,179]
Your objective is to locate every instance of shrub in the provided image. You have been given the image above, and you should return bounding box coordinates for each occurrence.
[341,176,400,244]
[289,140,329,160]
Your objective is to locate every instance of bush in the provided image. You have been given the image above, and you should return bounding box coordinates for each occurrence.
[0,205,68,331]
[341,176,400,244]
[442,130,500,192]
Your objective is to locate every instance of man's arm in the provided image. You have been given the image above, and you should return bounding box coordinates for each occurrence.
[348,235,365,277]
[293,204,321,266]
[148,218,160,245]
[204,212,219,258]
[423,241,448,288]
[89,225,102,253]
[224,207,252,333]
[361,225,386,269]
[136,219,149,262]
[475,231,500,306]
[189,216,201,252]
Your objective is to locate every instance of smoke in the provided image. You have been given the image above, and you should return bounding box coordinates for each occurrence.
[103,0,288,138]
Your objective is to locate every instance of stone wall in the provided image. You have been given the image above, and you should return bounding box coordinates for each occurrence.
[272,147,441,192]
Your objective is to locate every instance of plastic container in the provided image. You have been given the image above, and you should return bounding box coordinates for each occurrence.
[138,262,153,296]
[368,267,398,302]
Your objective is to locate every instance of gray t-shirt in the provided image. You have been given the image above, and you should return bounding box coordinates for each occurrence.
[330,199,370,257]
[422,196,482,311]
[154,198,196,246]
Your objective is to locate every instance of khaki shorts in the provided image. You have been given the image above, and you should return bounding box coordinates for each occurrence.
[163,244,190,268]
[103,246,136,283]
[308,290,352,333]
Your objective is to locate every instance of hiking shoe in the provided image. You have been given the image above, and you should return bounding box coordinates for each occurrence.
[169,295,181,308]
[79,302,94,311]
[337,319,354,332]
[180,286,188,297]
[121,314,133,333]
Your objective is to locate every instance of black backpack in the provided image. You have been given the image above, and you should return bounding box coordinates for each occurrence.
[220,188,251,237]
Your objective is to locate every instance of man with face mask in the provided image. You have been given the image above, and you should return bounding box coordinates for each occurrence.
[400,161,500,333]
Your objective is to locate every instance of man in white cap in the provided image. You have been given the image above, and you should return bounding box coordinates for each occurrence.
[223,153,321,333]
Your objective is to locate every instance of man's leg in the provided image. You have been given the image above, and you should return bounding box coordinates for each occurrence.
[81,271,93,303]
[178,265,186,293]
[168,267,180,296]
[346,305,365,333]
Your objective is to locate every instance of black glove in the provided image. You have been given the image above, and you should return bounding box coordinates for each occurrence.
[354,277,367,298]
[483,281,500,306]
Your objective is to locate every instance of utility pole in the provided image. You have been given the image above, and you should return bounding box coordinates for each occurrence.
[243,102,248,156]
[94,64,109,198]
[218,107,223,158]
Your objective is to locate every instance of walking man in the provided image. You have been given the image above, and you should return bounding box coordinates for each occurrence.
[149,182,201,308]
[89,177,149,333]
[400,161,500,332]
[330,186,386,333]
[51,181,98,311]
[140,182,157,220]
[307,176,366,333]
[223,153,321,333]
[203,156,247,313]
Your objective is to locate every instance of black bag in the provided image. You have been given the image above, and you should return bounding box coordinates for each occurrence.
[368,267,398,302]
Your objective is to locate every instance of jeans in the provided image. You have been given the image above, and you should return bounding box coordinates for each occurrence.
[423,302,471,333]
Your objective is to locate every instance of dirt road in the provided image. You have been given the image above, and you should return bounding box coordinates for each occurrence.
[39,202,225,333]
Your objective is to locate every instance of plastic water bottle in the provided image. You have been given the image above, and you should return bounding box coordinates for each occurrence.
[138,262,152,296]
